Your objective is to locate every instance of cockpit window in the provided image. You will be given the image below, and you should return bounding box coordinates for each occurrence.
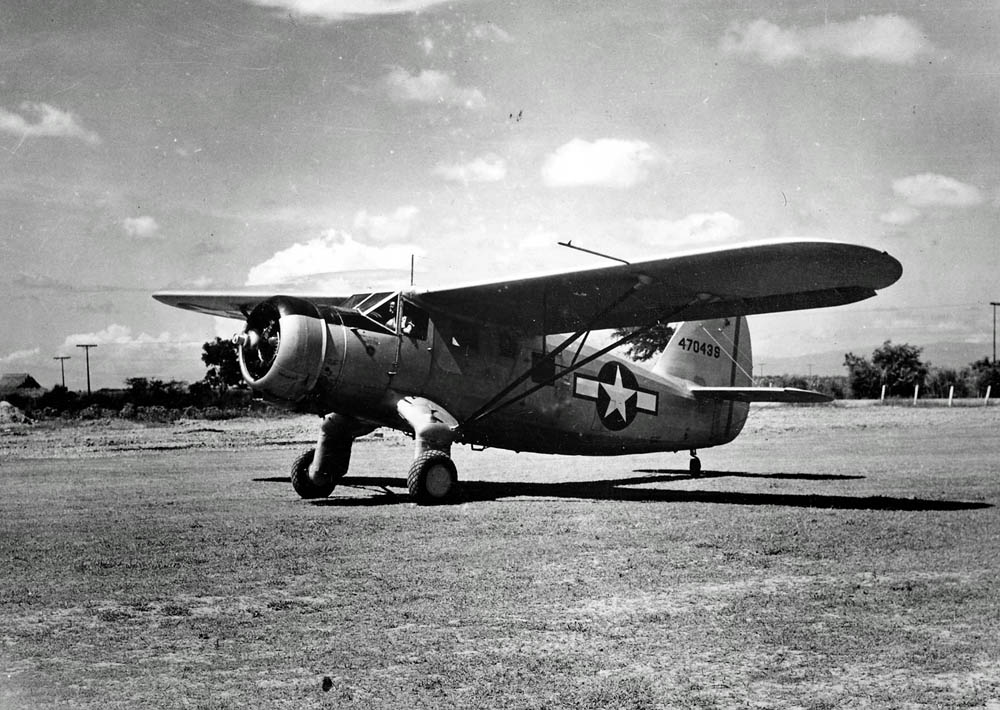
[344,291,393,311]
[365,294,397,328]
[361,293,429,340]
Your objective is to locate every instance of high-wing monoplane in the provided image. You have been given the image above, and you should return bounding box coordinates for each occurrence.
[155,240,901,504]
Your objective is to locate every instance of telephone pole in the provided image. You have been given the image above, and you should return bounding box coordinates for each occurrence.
[53,356,71,388]
[75,344,97,395]
[992,302,999,364]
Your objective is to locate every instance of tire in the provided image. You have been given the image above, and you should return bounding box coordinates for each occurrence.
[407,451,458,505]
[290,448,336,499]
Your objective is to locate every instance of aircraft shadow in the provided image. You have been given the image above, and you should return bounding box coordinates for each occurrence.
[298,472,991,512]
[633,469,866,481]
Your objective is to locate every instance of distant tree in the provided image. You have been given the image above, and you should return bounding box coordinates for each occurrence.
[38,385,79,412]
[843,352,881,398]
[125,377,154,405]
[924,366,971,399]
[201,337,243,391]
[969,357,1000,395]
[872,340,927,397]
[612,322,676,362]
[124,377,189,407]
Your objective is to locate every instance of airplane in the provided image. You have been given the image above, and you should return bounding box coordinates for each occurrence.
[154,240,902,504]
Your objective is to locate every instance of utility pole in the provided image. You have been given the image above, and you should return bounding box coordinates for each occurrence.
[75,344,97,396]
[53,356,71,388]
[992,302,999,364]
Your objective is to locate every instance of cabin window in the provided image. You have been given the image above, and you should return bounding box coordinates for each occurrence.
[498,330,518,358]
[450,320,479,352]
[399,301,428,340]
[531,352,556,385]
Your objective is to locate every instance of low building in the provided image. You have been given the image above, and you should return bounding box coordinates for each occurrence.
[0,373,45,400]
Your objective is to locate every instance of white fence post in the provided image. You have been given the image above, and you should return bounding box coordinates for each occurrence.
[948,385,954,407]
[913,385,919,405]
[987,385,993,406]
[880,384,887,402]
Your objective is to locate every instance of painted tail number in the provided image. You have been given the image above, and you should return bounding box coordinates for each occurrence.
[674,337,721,359]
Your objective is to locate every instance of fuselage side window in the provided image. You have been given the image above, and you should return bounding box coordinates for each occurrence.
[400,301,429,340]
[450,319,479,353]
[498,330,518,358]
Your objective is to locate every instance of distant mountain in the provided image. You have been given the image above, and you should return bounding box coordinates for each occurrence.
[757,341,993,377]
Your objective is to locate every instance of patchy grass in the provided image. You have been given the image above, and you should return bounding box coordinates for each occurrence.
[1,405,999,708]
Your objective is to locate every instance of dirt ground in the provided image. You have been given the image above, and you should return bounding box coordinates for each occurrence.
[1,403,999,708]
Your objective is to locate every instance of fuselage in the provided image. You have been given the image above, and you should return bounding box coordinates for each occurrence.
[292,307,748,456]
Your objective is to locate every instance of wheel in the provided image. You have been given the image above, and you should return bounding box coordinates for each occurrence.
[407,451,458,505]
[689,455,702,476]
[290,448,336,499]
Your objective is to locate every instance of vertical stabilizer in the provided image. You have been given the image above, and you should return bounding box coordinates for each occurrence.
[651,317,753,388]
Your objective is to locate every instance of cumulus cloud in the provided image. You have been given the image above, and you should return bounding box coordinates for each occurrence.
[541,138,656,189]
[631,212,743,249]
[246,230,424,286]
[243,0,459,20]
[63,325,174,348]
[879,206,921,226]
[352,205,419,242]
[892,173,984,207]
[122,215,160,238]
[722,15,931,65]
[470,23,513,43]
[0,102,101,145]
[384,67,486,109]
[433,154,507,183]
[1,347,40,365]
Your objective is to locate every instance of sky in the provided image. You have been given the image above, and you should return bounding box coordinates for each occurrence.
[1,0,998,389]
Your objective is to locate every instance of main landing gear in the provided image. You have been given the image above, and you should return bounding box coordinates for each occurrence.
[290,399,461,505]
[689,449,702,476]
[397,397,460,505]
[290,413,364,499]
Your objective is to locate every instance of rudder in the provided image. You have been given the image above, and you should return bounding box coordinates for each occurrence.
[651,317,753,388]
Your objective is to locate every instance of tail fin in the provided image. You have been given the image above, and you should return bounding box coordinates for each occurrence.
[651,317,752,388]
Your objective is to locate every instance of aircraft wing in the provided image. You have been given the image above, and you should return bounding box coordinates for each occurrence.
[151,292,353,320]
[415,240,901,334]
[690,387,833,403]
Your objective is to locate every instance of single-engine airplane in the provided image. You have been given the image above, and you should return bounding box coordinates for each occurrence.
[154,240,901,504]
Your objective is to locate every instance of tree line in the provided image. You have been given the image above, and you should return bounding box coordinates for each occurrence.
[6,333,1000,418]
[843,341,999,399]
[5,338,254,419]
[617,326,1000,399]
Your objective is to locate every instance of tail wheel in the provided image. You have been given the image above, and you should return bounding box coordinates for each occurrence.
[290,448,337,499]
[407,451,458,505]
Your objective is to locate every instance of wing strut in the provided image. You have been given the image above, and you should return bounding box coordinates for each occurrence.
[459,281,647,428]
[458,299,695,433]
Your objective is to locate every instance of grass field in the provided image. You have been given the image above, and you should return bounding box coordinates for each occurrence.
[2,404,999,708]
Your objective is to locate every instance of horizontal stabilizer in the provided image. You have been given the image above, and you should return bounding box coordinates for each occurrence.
[690,387,832,403]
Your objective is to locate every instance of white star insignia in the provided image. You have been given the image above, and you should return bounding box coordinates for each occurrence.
[601,365,636,420]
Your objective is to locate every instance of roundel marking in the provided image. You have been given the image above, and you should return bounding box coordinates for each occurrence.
[573,362,659,431]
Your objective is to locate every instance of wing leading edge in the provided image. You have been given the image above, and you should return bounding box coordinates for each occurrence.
[151,292,354,320]
[415,240,901,334]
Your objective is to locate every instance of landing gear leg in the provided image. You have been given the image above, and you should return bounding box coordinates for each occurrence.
[290,413,361,499]
[397,397,460,505]
[689,449,701,477]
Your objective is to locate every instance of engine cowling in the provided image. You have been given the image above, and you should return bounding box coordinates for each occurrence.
[236,296,333,407]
